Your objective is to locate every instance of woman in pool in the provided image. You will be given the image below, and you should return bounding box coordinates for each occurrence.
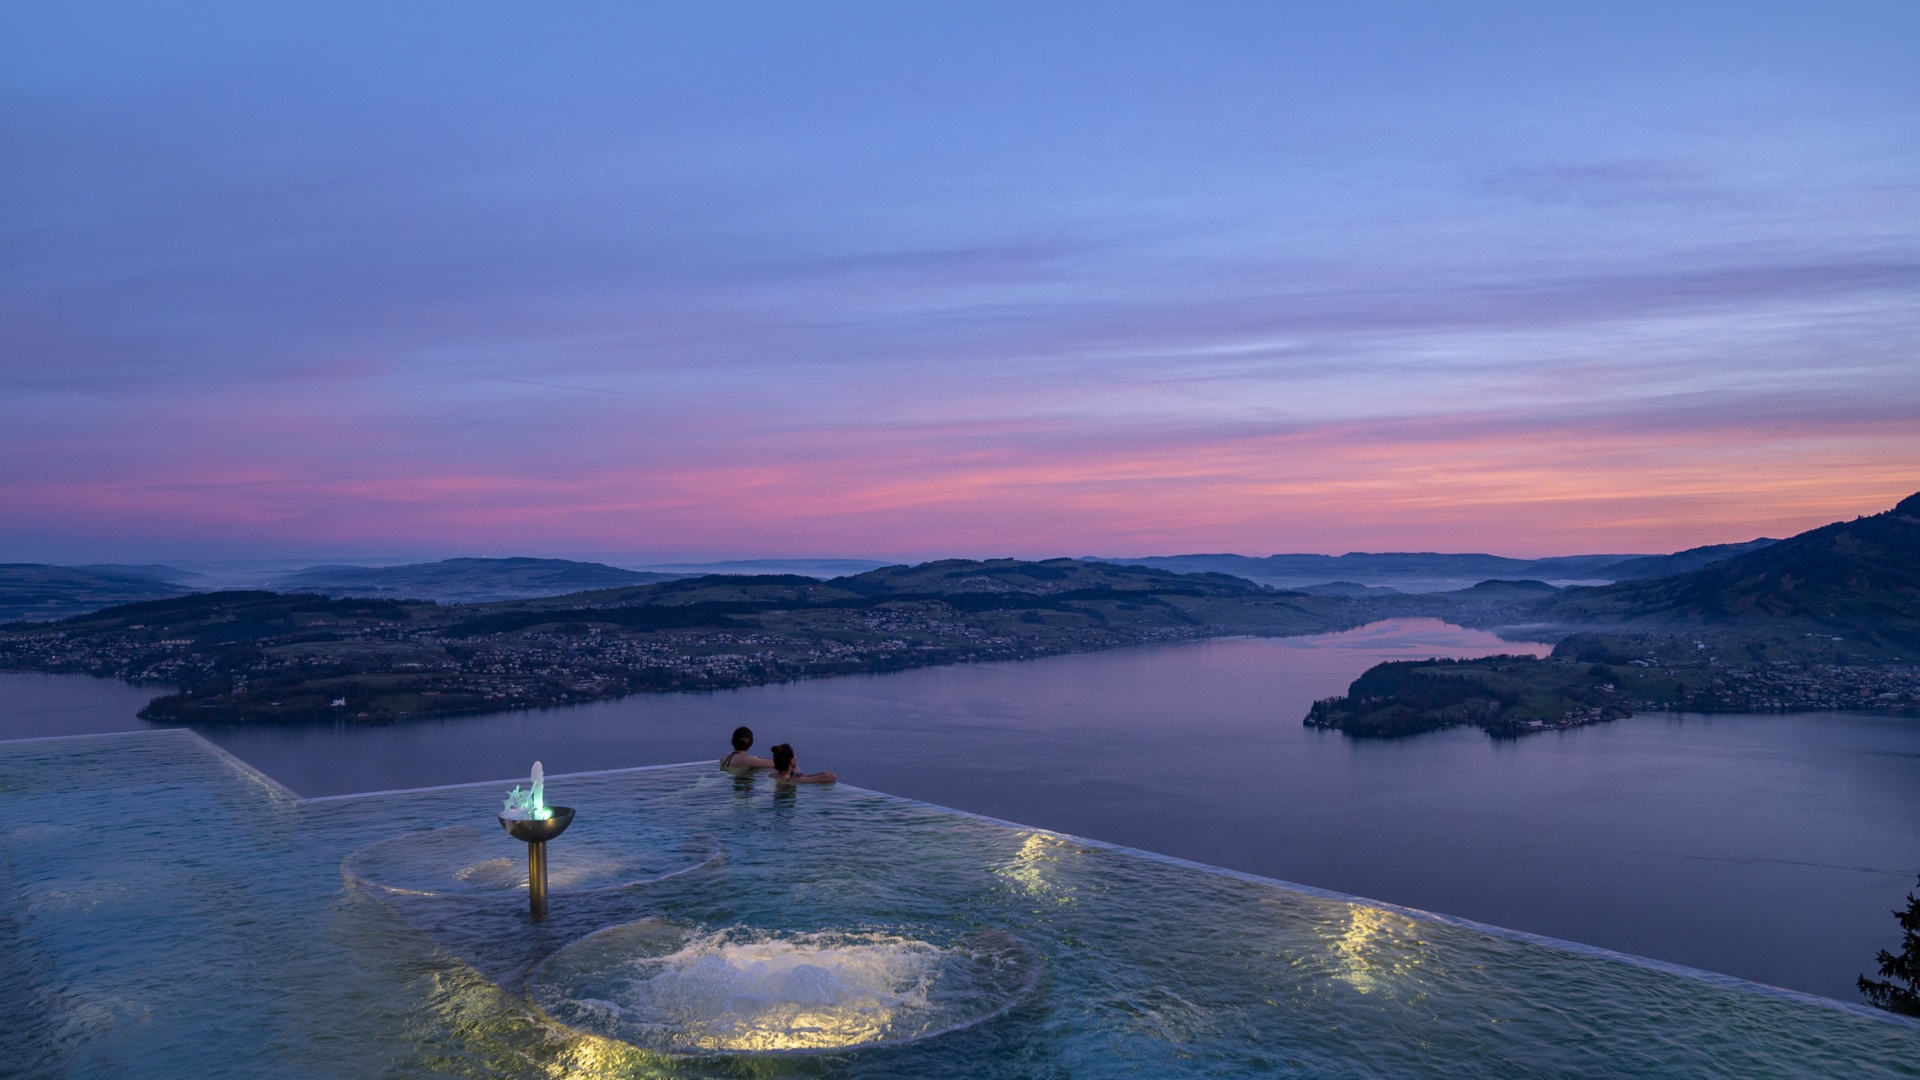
[719,726,774,769]
[770,743,836,784]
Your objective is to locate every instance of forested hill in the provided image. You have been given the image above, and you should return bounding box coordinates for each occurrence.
[0,564,194,622]
[1535,491,1920,650]
[1592,538,1779,581]
[831,557,1268,597]
[268,557,687,603]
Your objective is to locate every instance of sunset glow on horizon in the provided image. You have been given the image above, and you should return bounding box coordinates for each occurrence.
[4,3,1916,563]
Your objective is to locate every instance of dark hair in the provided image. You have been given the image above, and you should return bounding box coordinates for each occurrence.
[731,726,754,752]
[770,743,794,773]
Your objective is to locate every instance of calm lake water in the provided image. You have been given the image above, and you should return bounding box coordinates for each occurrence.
[4,617,1917,1002]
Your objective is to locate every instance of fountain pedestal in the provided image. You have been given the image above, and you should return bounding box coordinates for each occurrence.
[498,807,574,921]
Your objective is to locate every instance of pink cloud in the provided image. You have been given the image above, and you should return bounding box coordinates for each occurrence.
[5,373,1911,560]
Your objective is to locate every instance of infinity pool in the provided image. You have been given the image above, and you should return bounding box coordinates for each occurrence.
[4,729,1916,1078]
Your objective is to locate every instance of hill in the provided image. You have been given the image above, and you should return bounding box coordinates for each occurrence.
[1537,492,1920,652]
[266,557,688,603]
[0,558,1387,725]
[834,557,1268,596]
[1292,581,1402,597]
[0,564,192,622]
[631,558,892,578]
[1304,493,1920,740]
[74,563,204,584]
[1592,539,1778,581]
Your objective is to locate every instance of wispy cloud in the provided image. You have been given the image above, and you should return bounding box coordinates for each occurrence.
[1,4,1915,560]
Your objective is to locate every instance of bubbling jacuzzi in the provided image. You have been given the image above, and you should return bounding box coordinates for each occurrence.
[531,920,1037,1054]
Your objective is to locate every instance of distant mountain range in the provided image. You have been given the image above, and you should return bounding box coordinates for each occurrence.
[1088,542,1778,592]
[0,534,1794,622]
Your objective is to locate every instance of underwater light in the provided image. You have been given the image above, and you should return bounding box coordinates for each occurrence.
[530,919,1039,1054]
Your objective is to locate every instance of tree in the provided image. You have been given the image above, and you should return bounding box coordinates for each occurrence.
[1859,875,1920,1017]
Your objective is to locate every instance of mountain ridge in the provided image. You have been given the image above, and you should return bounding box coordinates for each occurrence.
[1535,491,1920,650]
[0,564,192,622]
[1088,551,1647,589]
[266,557,689,603]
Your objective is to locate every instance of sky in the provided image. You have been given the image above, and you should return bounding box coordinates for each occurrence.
[2,2,1916,563]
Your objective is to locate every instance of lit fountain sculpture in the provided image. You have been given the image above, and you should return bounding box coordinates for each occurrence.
[497,761,574,921]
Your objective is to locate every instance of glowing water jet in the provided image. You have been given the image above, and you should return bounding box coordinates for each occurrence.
[497,761,573,921]
[500,761,552,821]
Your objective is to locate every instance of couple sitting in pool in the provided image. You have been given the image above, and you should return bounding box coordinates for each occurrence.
[718,726,837,784]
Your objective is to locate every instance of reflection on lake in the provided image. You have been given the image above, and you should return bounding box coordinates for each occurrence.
[4,617,1918,1001]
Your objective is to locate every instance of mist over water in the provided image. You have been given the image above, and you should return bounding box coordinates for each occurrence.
[4,618,1918,1000]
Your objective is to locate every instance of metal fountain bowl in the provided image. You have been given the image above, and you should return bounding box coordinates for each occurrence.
[498,806,575,843]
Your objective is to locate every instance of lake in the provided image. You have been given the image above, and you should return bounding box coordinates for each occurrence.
[3,617,1916,1003]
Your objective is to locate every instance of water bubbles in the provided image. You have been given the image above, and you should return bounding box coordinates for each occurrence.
[530,919,1037,1054]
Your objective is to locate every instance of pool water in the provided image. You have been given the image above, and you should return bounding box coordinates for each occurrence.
[11,621,1916,1002]
[4,729,1916,1078]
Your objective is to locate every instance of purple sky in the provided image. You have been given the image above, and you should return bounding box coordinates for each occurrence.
[3,3,1916,563]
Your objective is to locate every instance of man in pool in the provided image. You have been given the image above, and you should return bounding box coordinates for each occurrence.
[719,726,774,769]
[770,743,836,784]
